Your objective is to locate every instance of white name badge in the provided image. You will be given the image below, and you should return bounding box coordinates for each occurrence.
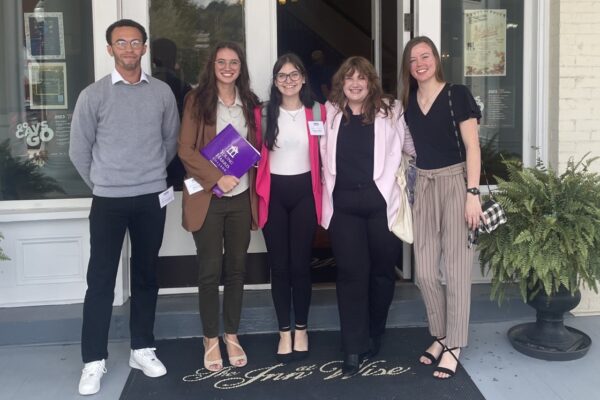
[158,186,175,208]
[308,121,325,136]
[184,177,203,194]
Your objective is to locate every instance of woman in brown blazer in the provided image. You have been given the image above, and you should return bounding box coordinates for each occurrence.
[178,42,260,372]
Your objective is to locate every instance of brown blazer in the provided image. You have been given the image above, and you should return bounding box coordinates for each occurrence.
[178,93,258,232]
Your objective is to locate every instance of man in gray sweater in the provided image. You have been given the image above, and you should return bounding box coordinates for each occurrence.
[69,19,179,396]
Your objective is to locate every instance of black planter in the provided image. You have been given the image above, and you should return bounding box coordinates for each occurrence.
[507,285,592,361]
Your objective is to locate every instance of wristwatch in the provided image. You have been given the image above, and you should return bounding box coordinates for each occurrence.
[466,187,481,195]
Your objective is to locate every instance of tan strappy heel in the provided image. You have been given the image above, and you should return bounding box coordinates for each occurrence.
[223,334,248,368]
[203,337,223,372]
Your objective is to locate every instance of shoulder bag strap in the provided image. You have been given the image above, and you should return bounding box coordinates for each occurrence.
[447,84,493,195]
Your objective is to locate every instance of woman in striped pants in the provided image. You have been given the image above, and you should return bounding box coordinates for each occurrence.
[400,36,483,379]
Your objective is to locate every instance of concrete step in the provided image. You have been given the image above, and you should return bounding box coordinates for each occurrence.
[0,283,534,347]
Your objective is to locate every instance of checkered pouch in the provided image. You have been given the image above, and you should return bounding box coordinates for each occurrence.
[479,198,507,234]
[448,85,507,247]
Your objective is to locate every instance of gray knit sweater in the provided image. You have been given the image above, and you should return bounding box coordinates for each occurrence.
[69,74,180,197]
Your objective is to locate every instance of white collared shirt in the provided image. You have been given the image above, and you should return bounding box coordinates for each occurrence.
[111,69,149,85]
[216,89,249,197]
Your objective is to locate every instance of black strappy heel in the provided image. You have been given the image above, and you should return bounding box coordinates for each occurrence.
[433,346,459,379]
[276,327,294,364]
[292,324,309,361]
[420,336,446,365]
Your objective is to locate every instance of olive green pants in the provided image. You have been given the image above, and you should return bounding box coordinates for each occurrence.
[192,190,251,338]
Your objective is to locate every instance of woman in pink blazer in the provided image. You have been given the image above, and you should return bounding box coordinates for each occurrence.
[320,56,415,377]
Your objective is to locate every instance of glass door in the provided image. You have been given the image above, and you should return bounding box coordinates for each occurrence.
[413,0,545,282]
[277,0,413,282]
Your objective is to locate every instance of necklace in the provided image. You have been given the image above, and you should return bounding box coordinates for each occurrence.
[417,82,446,111]
[281,107,302,121]
[417,91,437,111]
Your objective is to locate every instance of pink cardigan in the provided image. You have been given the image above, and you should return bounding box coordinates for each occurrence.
[320,101,416,229]
[255,104,325,229]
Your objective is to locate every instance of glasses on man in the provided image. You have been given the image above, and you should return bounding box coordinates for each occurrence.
[215,59,241,69]
[275,71,302,83]
[112,39,144,50]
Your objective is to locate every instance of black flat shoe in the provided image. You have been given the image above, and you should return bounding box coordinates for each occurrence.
[276,352,294,364]
[342,353,361,377]
[365,335,381,359]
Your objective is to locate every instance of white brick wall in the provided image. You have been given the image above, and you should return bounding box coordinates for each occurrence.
[560,1,600,315]
[558,0,600,174]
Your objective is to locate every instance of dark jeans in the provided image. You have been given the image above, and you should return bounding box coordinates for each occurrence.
[81,193,166,363]
[329,183,401,355]
[192,190,251,338]
[262,173,317,331]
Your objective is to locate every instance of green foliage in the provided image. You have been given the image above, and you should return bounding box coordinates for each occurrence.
[0,233,8,261]
[0,139,65,200]
[478,154,600,303]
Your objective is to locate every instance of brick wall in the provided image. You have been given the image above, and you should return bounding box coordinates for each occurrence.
[558,0,600,173]
[559,1,600,314]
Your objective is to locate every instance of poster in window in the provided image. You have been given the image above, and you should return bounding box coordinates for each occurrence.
[28,62,68,110]
[464,9,506,77]
[24,12,65,60]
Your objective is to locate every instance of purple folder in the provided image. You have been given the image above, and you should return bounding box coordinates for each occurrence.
[200,123,261,197]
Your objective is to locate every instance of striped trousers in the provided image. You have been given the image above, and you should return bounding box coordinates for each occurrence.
[413,162,475,348]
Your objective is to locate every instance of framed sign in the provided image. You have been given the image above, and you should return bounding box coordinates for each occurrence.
[28,62,68,110]
[24,12,66,60]
[464,9,507,77]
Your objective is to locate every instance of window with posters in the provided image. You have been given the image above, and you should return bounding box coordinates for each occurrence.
[441,0,524,183]
[0,0,94,200]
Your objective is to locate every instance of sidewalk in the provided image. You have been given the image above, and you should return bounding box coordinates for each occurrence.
[1,285,597,400]
[1,314,597,400]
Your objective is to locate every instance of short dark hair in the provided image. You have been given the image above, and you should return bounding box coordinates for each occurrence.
[105,19,147,45]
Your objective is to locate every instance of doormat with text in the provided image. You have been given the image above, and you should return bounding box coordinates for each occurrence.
[120,328,484,400]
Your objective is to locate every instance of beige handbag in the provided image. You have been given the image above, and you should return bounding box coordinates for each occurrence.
[391,155,413,243]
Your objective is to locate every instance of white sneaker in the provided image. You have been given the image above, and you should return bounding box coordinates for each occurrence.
[129,348,167,377]
[78,359,106,396]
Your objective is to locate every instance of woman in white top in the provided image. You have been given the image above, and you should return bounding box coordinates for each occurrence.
[255,53,325,363]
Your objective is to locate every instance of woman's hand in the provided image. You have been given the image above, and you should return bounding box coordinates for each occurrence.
[217,175,240,193]
[465,194,483,231]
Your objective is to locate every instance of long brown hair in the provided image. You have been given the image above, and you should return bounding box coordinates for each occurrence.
[190,41,259,128]
[329,56,394,124]
[399,36,445,110]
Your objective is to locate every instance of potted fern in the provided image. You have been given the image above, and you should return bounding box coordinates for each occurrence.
[478,154,600,361]
[0,233,8,262]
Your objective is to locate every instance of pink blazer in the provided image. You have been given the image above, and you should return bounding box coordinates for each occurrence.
[255,104,325,229]
[320,101,416,229]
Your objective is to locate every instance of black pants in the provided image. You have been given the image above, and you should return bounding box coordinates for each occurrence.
[81,193,166,363]
[329,183,401,355]
[262,173,317,331]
